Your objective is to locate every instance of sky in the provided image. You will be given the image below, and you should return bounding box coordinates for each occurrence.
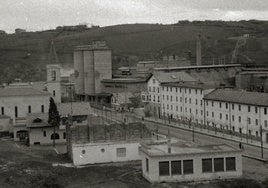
[1,0,268,33]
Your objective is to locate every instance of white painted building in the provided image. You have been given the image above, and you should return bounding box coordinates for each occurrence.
[143,71,197,117]
[46,64,61,104]
[161,82,214,124]
[140,140,242,183]
[26,113,66,145]
[204,88,268,143]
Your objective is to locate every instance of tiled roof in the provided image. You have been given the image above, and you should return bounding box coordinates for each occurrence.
[0,87,50,97]
[26,113,50,128]
[162,82,216,90]
[204,88,268,107]
[153,71,197,83]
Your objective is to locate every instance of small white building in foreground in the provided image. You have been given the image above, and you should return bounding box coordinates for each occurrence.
[139,140,242,183]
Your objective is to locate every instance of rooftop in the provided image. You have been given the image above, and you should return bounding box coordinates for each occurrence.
[152,71,197,83]
[140,140,240,157]
[161,82,217,90]
[0,87,50,97]
[102,77,148,84]
[204,88,268,107]
[154,64,242,71]
[26,113,50,128]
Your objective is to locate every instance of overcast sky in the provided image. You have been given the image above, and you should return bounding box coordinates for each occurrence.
[1,0,268,33]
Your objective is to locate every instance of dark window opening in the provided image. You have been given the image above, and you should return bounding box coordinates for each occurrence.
[202,158,212,173]
[171,160,181,175]
[183,160,193,174]
[226,157,236,171]
[50,133,60,140]
[159,161,170,176]
[214,158,224,172]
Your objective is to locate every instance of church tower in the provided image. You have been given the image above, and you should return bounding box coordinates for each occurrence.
[46,41,61,104]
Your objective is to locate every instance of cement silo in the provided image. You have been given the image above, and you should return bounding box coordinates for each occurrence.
[73,41,112,98]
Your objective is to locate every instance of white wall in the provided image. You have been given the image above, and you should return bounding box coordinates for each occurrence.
[29,127,66,145]
[0,95,50,126]
[140,151,242,183]
[72,142,140,165]
[0,118,11,132]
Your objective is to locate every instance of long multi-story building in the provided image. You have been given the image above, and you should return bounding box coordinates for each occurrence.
[204,88,268,142]
[161,82,214,124]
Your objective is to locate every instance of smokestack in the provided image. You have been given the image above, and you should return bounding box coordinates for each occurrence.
[196,33,202,66]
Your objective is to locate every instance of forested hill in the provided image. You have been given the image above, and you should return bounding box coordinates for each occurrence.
[0,20,268,83]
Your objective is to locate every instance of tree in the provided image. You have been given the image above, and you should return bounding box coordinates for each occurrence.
[48,97,60,147]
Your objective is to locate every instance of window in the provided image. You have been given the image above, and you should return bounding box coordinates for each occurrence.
[265,120,268,128]
[159,161,170,176]
[53,90,56,96]
[152,79,155,84]
[1,107,4,115]
[185,98,187,103]
[226,157,236,171]
[43,131,46,137]
[183,160,193,174]
[255,107,258,113]
[202,158,212,173]
[15,106,18,118]
[196,99,198,105]
[167,95,169,101]
[226,103,228,109]
[232,104,234,110]
[28,105,31,113]
[51,70,56,81]
[206,101,208,106]
[238,105,241,111]
[239,116,241,123]
[116,148,126,157]
[41,105,44,113]
[232,115,235,121]
[171,160,181,175]
[63,132,66,139]
[212,112,214,118]
[200,100,203,106]
[146,158,149,172]
[148,87,151,92]
[226,114,228,120]
[220,113,222,119]
[212,101,214,107]
[189,98,191,104]
[157,88,160,93]
[50,133,59,140]
[256,119,258,126]
[207,111,209,117]
[176,96,178,102]
[195,89,197,94]
[265,108,267,115]
[214,158,224,172]
[170,96,173,102]
[248,117,251,124]
[248,106,251,112]
[219,102,222,108]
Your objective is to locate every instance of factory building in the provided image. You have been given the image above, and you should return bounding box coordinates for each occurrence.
[73,41,112,101]
[140,140,242,183]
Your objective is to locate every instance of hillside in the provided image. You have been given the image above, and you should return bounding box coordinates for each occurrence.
[0,21,268,83]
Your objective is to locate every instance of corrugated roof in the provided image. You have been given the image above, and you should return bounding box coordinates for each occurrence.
[153,71,197,83]
[0,87,50,97]
[204,88,268,107]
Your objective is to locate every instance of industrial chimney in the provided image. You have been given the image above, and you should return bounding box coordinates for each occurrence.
[196,33,202,66]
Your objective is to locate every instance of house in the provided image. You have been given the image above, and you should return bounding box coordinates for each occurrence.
[26,113,66,145]
[139,139,242,183]
[204,88,268,144]
[111,92,134,111]
[0,87,51,141]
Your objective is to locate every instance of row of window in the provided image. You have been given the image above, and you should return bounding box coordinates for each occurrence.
[155,157,236,176]
[163,96,203,106]
[1,105,45,117]
[162,86,203,95]
[207,101,267,115]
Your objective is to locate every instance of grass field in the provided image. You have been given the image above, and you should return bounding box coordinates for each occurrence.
[0,137,268,188]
